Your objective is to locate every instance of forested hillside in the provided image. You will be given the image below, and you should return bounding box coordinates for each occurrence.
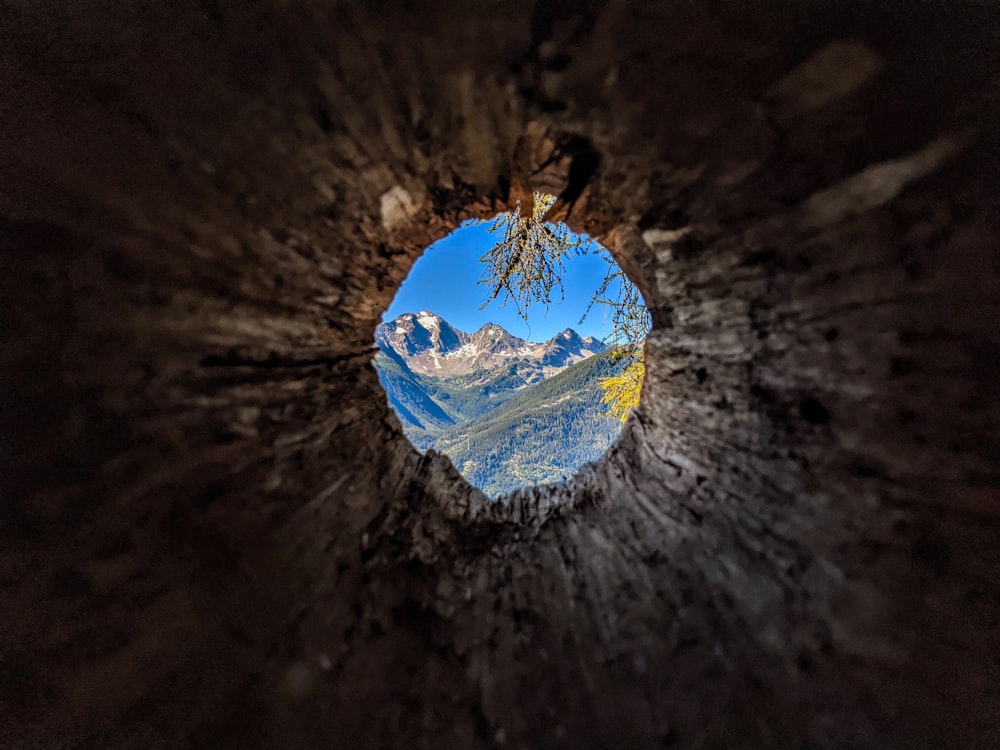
[373,349,536,449]
[432,353,626,495]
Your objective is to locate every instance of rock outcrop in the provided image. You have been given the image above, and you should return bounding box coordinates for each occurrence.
[1,2,998,747]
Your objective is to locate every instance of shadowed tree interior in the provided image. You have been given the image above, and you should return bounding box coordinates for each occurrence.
[1,1,998,748]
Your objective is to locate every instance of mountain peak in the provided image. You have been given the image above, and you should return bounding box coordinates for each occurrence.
[415,310,442,327]
[475,321,507,334]
[376,312,606,379]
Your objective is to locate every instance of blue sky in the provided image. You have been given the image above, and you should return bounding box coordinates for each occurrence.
[383,220,635,342]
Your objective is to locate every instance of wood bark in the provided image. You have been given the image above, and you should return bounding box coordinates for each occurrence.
[1,2,997,747]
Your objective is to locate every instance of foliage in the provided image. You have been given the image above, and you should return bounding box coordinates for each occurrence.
[477,192,591,319]
[599,359,645,423]
[583,249,649,419]
[479,192,650,419]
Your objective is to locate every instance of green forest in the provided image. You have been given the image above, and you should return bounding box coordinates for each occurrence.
[374,350,626,495]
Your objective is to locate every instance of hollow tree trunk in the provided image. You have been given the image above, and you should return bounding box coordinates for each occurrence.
[1,2,998,747]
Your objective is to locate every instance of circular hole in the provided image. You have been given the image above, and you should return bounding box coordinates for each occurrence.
[374,196,648,497]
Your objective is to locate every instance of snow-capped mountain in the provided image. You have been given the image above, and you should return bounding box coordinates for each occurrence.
[371,312,625,496]
[375,311,605,379]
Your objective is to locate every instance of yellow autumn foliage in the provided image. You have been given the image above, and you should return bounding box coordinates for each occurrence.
[599,358,645,422]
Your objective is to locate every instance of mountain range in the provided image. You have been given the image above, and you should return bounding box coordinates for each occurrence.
[373,312,624,496]
[377,311,604,380]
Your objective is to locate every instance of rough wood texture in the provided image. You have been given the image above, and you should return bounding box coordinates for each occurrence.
[1,2,998,747]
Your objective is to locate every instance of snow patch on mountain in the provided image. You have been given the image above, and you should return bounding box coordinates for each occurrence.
[417,311,440,330]
[376,312,606,380]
